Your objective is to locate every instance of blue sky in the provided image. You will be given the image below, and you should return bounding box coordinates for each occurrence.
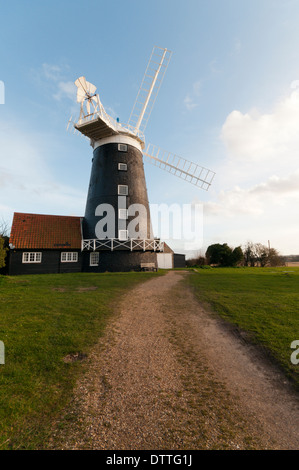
[1,0,299,255]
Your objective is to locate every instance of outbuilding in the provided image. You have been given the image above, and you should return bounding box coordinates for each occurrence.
[157,243,186,269]
[8,213,83,275]
[8,212,186,275]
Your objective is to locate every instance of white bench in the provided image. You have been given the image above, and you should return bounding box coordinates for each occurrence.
[140,262,157,272]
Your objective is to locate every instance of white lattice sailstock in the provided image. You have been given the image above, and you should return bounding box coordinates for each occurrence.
[70,46,215,271]
[144,144,215,190]
[127,46,172,136]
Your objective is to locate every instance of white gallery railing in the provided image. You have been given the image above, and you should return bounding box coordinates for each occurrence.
[82,238,164,252]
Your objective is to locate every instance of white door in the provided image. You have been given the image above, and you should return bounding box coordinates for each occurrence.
[157,253,173,269]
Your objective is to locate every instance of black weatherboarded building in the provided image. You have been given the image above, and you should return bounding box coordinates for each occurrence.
[8,211,185,275]
[8,213,83,275]
[8,209,170,274]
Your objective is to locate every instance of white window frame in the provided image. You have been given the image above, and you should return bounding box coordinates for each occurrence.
[22,252,42,264]
[119,208,128,220]
[61,252,78,263]
[118,184,128,196]
[118,144,128,152]
[118,163,127,171]
[118,230,128,241]
[90,252,99,266]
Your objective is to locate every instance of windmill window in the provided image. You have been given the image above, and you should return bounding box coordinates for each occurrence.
[90,252,99,266]
[118,144,128,152]
[22,252,42,263]
[61,252,78,263]
[118,185,128,196]
[118,163,127,171]
[119,209,128,220]
[118,230,128,241]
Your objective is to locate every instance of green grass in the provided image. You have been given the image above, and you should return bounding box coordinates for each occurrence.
[187,266,299,389]
[0,271,163,449]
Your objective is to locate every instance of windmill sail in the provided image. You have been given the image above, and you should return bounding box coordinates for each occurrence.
[127,46,172,137]
[71,48,215,190]
[144,143,215,190]
[73,76,122,140]
[75,76,97,100]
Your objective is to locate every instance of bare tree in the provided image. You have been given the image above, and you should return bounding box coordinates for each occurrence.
[186,250,207,267]
[254,243,268,267]
[0,238,7,269]
[243,241,256,266]
[268,247,285,267]
[243,241,284,267]
[0,218,9,237]
[0,218,10,272]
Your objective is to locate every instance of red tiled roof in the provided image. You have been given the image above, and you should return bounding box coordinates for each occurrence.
[9,213,83,249]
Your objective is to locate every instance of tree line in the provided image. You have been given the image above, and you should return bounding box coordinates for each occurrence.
[186,241,284,268]
[0,220,9,273]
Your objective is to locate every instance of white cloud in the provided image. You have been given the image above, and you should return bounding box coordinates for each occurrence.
[184,95,198,111]
[208,176,299,248]
[202,88,299,254]
[232,38,242,55]
[203,178,299,254]
[250,171,299,195]
[205,186,263,217]
[184,80,201,111]
[42,63,63,81]
[205,171,299,218]
[32,63,76,102]
[53,81,76,101]
[221,89,299,170]
[0,119,85,227]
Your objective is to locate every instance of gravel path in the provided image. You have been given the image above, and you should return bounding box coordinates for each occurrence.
[52,271,299,450]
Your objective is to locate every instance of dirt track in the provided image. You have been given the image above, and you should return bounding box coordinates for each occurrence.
[52,271,299,450]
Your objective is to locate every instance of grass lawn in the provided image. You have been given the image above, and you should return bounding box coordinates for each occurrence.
[0,271,163,449]
[187,266,299,389]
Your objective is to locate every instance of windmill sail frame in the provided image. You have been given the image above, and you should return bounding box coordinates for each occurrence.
[127,46,172,136]
[144,143,215,190]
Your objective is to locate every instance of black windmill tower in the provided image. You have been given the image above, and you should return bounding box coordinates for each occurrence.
[70,46,215,272]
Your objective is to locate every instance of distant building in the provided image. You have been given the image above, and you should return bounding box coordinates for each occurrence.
[157,243,186,269]
[173,253,186,268]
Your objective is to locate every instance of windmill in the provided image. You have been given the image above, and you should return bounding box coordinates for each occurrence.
[71,46,215,272]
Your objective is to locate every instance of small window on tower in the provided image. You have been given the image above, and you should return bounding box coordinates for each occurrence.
[118,185,128,196]
[118,144,127,152]
[119,209,128,220]
[118,163,127,171]
[118,230,128,241]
